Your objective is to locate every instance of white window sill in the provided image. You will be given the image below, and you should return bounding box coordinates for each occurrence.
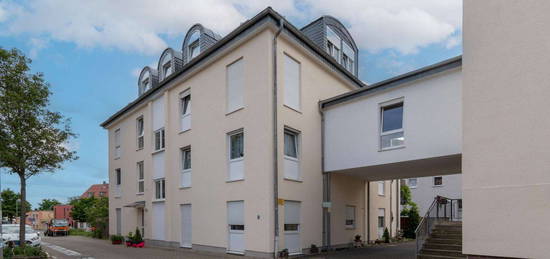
[378,194,385,197]
[226,107,244,116]
[409,186,417,189]
[229,157,244,163]
[136,192,144,196]
[178,129,191,135]
[284,177,302,183]
[378,145,405,152]
[152,149,165,155]
[136,148,144,152]
[179,186,191,190]
[114,157,120,160]
[226,179,244,183]
[152,199,166,203]
[432,185,444,188]
[284,156,299,162]
[283,104,302,114]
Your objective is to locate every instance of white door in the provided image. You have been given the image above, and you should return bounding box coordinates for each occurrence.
[227,201,245,254]
[284,201,301,255]
[377,208,385,239]
[152,203,165,240]
[115,208,122,235]
[180,204,192,248]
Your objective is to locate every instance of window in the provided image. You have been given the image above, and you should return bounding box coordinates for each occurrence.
[181,147,191,187]
[327,27,340,61]
[380,101,404,149]
[227,201,245,232]
[228,130,244,181]
[284,201,300,232]
[163,61,172,78]
[99,192,105,197]
[226,59,244,113]
[115,168,121,185]
[408,178,417,188]
[188,31,200,60]
[345,206,355,228]
[154,178,166,200]
[378,209,385,228]
[458,199,462,209]
[433,176,443,186]
[378,181,385,196]
[342,41,355,73]
[284,55,300,110]
[142,78,150,93]
[154,128,165,151]
[136,117,144,150]
[114,129,121,158]
[284,129,300,180]
[180,92,191,132]
[137,161,144,194]
[88,192,93,198]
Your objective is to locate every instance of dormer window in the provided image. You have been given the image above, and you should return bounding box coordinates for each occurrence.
[142,78,150,92]
[163,62,172,78]
[187,31,201,60]
[327,27,340,60]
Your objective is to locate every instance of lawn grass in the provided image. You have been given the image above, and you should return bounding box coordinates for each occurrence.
[68,228,93,237]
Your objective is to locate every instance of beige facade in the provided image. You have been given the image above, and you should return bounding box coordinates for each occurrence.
[103,9,399,257]
[463,1,550,258]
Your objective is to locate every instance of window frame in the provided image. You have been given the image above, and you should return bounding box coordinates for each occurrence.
[137,161,144,194]
[189,40,200,59]
[180,90,191,132]
[115,168,121,186]
[408,178,418,188]
[114,128,121,159]
[154,178,166,200]
[136,116,144,150]
[283,129,299,160]
[378,181,385,196]
[153,128,166,152]
[228,130,244,161]
[379,98,405,151]
[433,176,443,187]
[163,61,172,78]
[181,147,192,188]
[345,205,356,229]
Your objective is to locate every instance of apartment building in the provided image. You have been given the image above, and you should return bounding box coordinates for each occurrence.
[405,175,462,216]
[101,8,397,257]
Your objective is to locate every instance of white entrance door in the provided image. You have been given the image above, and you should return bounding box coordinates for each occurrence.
[152,203,165,240]
[377,208,385,239]
[284,201,301,255]
[115,208,122,235]
[227,201,245,254]
[180,204,192,248]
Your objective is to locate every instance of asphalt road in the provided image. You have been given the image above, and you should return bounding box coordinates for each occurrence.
[41,235,416,259]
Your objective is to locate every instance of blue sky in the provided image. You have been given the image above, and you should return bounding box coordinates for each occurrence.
[0,0,462,208]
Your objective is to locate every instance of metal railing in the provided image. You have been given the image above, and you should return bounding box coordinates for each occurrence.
[415,196,462,255]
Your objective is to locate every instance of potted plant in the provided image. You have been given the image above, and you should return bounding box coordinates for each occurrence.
[125,232,134,247]
[278,248,289,258]
[110,234,124,245]
[353,234,363,247]
[131,228,145,248]
[383,228,390,243]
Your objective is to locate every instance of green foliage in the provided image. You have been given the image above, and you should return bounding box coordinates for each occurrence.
[3,245,47,258]
[383,227,390,243]
[1,189,32,221]
[69,228,93,237]
[69,197,96,222]
[402,203,421,239]
[110,235,124,242]
[37,198,61,211]
[87,197,109,239]
[0,47,77,246]
[400,184,413,205]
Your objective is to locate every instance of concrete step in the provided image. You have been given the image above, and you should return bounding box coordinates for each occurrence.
[426,238,462,245]
[431,229,462,235]
[423,243,462,251]
[421,248,465,257]
[430,233,462,239]
[418,253,466,259]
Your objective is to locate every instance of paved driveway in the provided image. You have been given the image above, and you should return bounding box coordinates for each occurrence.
[42,235,415,259]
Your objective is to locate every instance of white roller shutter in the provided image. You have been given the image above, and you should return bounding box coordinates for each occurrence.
[227,201,244,225]
[227,59,244,112]
[284,55,300,110]
[152,202,165,240]
[153,152,165,179]
[153,96,165,131]
[284,201,300,225]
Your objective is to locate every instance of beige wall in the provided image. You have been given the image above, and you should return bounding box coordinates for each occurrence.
[330,174,365,246]
[367,180,399,241]
[463,1,550,258]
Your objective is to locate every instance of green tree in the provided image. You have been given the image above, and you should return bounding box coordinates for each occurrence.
[400,184,421,238]
[87,197,108,238]
[1,189,32,221]
[69,197,95,223]
[0,48,78,246]
[37,198,61,211]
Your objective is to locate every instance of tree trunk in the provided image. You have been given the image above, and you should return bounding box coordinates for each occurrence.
[19,173,26,247]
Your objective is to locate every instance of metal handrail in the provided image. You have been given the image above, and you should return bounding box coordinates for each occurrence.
[415,196,462,256]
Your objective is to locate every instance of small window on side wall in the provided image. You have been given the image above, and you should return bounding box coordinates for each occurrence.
[228,130,244,181]
[345,205,355,229]
[380,101,404,150]
[180,91,191,132]
[136,117,144,150]
[284,129,300,180]
[154,128,165,151]
[408,178,417,188]
[433,176,443,186]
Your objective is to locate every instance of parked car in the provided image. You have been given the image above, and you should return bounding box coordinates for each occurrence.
[1,224,41,247]
[45,219,69,236]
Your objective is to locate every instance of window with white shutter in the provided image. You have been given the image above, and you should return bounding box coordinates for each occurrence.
[181,147,191,187]
[114,129,121,159]
[226,59,244,113]
[345,205,356,228]
[284,55,300,111]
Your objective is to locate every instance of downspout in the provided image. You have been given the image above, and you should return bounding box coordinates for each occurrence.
[319,103,330,250]
[273,18,284,259]
[390,180,393,236]
[367,181,370,242]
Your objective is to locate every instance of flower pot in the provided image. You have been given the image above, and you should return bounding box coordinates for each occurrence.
[112,240,122,245]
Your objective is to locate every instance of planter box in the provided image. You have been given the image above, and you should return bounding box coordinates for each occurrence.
[112,240,123,245]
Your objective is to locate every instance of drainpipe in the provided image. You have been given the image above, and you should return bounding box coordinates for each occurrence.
[319,104,331,250]
[367,181,370,242]
[390,180,393,237]
[273,18,284,259]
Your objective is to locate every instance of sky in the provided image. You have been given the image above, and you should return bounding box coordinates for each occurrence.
[0,0,462,208]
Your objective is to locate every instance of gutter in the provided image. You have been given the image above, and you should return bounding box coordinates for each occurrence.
[272,18,284,259]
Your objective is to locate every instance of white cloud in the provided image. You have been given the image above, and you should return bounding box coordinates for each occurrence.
[0,0,462,56]
[446,35,461,49]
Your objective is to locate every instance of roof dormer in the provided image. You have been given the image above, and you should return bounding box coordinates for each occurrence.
[158,48,183,81]
[301,16,359,76]
[138,66,159,96]
[182,24,221,64]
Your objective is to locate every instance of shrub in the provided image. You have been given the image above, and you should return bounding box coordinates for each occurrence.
[69,228,93,237]
[383,228,390,243]
[110,235,124,243]
[402,203,421,239]
[133,228,143,243]
[3,245,47,258]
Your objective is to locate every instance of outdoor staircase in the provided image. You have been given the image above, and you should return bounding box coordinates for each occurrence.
[417,221,465,259]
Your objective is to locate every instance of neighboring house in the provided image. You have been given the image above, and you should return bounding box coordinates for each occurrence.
[101,8,397,257]
[80,182,109,198]
[404,175,462,216]
[53,205,74,227]
[26,210,54,231]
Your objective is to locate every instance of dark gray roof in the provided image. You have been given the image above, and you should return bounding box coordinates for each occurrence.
[320,55,462,109]
[101,7,365,128]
